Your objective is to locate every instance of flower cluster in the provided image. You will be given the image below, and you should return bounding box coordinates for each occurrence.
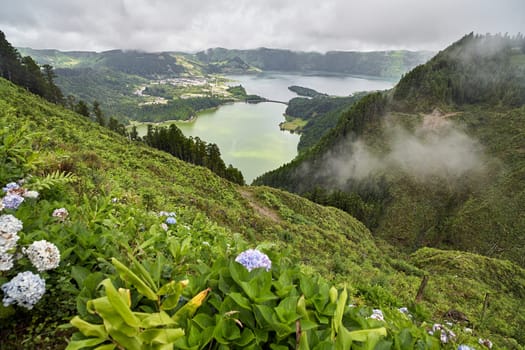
[0,193,60,310]
[1,181,39,211]
[2,271,46,309]
[458,345,476,350]
[235,249,272,272]
[52,208,69,221]
[428,323,456,344]
[369,309,385,321]
[23,240,60,271]
[166,217,177,225]
[479,338,493,349]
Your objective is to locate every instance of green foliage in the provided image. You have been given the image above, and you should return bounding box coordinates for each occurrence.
[0,31,63,104]
[1,75,524,348]
[143,124,245,184]
[288,85,328,98]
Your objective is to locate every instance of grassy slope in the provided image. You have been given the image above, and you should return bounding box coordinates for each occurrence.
[1,77,525,346]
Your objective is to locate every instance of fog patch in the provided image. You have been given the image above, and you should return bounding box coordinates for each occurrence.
[316,111,486,187]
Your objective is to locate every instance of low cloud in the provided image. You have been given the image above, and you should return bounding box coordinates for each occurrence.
[314,112,486,188]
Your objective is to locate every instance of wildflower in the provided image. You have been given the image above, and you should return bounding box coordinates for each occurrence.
[398,307,409,314]
[2,194,24,210]
[52,208,69,221]
[159,211,176,217]
[1,271,46,309]
[161,223,169,231]
[0,214,23,233]
[458,346,475,350]
[429,323,456,344]
[464,327,473,334]
[2,182,20,193]
[0,253,14,271]
[23,240,60,271]
[479,339,493,349]
[369,309,384,321]
[166,217,177,225]
[235,249,272,272]
[23,190,39,199]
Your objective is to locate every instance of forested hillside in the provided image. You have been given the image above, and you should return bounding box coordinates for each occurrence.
[196,47,433,78]
[254,33,525,267]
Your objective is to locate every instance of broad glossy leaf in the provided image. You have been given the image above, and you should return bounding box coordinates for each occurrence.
[65,338,107,350]
[139,328,185,344]
[101,279,140,328]
[111,258,157,301]
[70,316,108,339]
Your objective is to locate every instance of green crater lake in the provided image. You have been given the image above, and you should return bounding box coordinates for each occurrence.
[137,73,395,183]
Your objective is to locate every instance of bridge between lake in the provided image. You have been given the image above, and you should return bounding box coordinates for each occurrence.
[245,99,288,105]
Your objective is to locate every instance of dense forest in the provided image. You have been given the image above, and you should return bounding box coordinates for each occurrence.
[142,124,244,184]
[285,93,367,151]
[0,31,63,103]
[288,85,328,98]
[255,33,525,267]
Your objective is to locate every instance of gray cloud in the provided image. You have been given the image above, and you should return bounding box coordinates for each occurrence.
[314,112,487,188]
[1,0,524,52]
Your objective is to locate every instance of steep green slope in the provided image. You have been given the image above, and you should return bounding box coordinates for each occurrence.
[254,34,525,267]
[1,76,525,347]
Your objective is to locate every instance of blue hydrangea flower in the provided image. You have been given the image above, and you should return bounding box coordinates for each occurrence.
[2,194,24,210]
[1,271,46,309]
[235,249,272,272]
[166,217,177,225]
[458,345,476,350]
[2,182,20,193]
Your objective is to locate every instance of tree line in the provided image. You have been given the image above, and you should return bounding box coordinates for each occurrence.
[140,124,244,185]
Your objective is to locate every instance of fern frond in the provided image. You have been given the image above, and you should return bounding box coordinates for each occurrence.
[30,170,78,191]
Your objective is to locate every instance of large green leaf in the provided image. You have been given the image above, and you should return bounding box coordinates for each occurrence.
[70,316,108,339]
[65,338,108,350]
[111,258,158,301]
[139,328,185,344]
[101,279,141,328]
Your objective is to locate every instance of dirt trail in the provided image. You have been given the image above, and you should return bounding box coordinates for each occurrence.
[238,188,281,223]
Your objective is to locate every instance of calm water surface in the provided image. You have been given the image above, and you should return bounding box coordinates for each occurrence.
[139,73,395,183]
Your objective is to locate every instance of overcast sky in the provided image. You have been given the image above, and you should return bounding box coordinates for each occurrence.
[1,0,523,53]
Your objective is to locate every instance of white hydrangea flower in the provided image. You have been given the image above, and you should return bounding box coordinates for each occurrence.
[0,214,23,234]
[23,240,60,271]
[52,208,69,221]
[0,253,14,271]
[369,309,384,321]
[2,271,46,309]
[23,190,39,199]
[0,232,20,254]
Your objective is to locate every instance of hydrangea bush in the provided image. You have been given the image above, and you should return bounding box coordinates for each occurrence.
[0,181,60,311]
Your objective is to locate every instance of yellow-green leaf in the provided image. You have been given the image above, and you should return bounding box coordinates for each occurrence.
[111,258,157,301]
[141,311,177,328]
[65,338,107,350]
[70,316,108,339]
[139,328,185,344]
[101,279,141,328]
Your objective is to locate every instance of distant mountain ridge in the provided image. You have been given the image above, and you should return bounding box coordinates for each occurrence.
[196,47,433,78]
[19,46,433,78]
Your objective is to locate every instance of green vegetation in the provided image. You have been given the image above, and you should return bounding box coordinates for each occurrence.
[254,33,525,271]
[288,85,328,98]
[279,116,308,133]
[1,66,525,347]
[2,33,525,349]
[0,31,62,104]
[143,124,244,184]
[285,93,367,151]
